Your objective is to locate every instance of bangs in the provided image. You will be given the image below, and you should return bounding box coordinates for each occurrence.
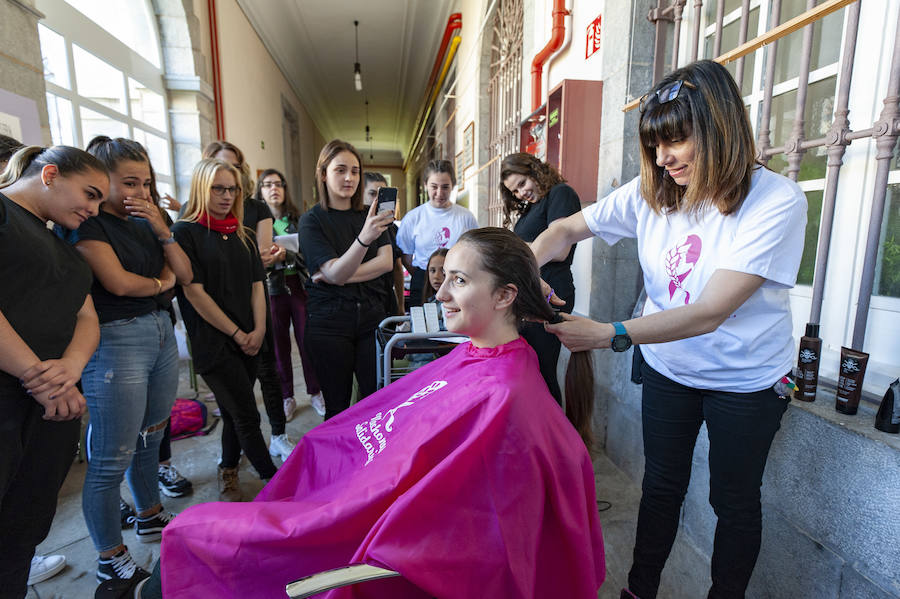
[639,99,693,148]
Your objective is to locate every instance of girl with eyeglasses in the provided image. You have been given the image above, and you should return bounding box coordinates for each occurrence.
[532,60,808,598]
[297,140,394,419]
[173,158,278,501]
[254,169,323,420]
[0,146,106,596]
[201,141,297,459]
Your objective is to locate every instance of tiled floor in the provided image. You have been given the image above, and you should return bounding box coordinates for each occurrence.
[24,355,707,598]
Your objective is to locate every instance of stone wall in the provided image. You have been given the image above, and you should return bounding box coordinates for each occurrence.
[0,0,49,143]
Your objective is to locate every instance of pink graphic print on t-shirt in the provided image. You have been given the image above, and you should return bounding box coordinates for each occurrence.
[664,234,702,305]
[434,226,451,248]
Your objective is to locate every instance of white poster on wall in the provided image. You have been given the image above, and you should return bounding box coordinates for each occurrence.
[0,111,23,140]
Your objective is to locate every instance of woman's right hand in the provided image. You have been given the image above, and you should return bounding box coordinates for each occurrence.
[33,385,87,421]
[358,198,394,246]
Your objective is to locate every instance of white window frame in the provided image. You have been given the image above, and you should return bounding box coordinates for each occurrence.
[37,0,174,192]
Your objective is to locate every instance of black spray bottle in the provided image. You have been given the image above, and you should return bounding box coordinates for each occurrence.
[875,378,900,434]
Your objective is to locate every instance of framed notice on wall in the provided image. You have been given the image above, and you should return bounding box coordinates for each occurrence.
[463,122,474,168]
[455,151,465,192]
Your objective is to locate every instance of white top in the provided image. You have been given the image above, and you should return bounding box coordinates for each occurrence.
[396,202,479,269]
[582,168,808,392]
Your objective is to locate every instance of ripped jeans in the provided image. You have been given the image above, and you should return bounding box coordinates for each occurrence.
[81,311,178,553]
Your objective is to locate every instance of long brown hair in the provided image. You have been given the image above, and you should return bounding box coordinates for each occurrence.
[203,140,253,198]
[315,140,364,211]
[0,145,107,189]
[638,59,757,216]
[498,152,566,226]
[255,168,300,220]
[421,248,449,301]
[456,227,595,450]
[179,158,253,248]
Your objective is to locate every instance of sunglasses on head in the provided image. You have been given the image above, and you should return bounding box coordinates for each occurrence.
[639,79,697,113]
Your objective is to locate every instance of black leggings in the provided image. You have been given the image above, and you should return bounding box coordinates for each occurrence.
[0,389,80,599]
[200,347,277,479]
[304,301,384,420]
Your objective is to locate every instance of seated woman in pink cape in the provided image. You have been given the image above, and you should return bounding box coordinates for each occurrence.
[160,227,605,598]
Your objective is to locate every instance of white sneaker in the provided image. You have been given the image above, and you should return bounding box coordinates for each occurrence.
[268,433,296,461]
[28,554,66,585]
[283,397,297,422]
[310,392,326,417]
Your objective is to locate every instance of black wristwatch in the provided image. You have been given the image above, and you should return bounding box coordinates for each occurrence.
[610,321,633,352]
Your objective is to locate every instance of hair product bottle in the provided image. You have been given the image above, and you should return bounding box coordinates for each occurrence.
[835,347,869,415]
[875,378,900,433]
[793,323,821,402]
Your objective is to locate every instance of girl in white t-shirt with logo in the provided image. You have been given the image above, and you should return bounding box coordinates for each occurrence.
[532,60,807,599]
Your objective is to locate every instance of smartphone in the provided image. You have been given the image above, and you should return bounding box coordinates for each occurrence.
[376,187,398,215]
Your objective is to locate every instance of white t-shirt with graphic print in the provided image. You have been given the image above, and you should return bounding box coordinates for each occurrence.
[396,202,479,270]
[582,167,807,392]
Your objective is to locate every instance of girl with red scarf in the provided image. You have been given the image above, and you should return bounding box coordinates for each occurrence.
[172,158,277,501]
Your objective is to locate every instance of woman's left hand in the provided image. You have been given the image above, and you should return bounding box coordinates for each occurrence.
[239,328,265,356]
[544,313,612,352]
[124,197,169,238]
[21,356,82,397]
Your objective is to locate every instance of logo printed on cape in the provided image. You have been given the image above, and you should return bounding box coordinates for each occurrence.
[355,380,448,465]
[664,234,702,305]
[433,227,451,248]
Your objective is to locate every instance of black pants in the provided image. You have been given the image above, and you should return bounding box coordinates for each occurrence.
[256,332,286,436]
[627,362,789,599]
[200,348,277,479]
[0,388,80,599]
[305,300,384,420]
[520,294,573,405]
[407,267,425,309]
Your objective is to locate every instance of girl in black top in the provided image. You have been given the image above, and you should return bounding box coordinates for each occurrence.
[72,137,194,583]
[173,158,277,501]
[298,140,394,419]
[202,142,293,459]
[500,152,581,404]
[0,146,106,596]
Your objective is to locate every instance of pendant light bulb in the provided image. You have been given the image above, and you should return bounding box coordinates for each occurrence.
[353,21,363,92]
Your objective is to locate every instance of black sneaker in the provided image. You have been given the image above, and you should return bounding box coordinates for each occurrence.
[120,499,135,529]
[158,464,193,498]
[128,509,176,543]
[96,548,150,584]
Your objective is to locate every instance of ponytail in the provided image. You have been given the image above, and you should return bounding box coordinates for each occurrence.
[457,228,596,451]
[0,145,107,189]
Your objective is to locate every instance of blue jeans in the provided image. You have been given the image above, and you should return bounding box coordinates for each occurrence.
[628,361,789,599]
[81,311,178,553]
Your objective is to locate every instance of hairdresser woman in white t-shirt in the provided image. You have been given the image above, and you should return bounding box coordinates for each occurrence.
[532,60,807,599]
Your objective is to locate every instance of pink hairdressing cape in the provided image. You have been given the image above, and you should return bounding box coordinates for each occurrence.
[161,337,605,598]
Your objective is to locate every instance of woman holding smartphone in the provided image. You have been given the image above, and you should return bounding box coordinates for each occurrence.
[173,158,277,501]
[298,140,394,419]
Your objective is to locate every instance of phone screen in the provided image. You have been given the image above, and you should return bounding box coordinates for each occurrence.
[377,187,398,214]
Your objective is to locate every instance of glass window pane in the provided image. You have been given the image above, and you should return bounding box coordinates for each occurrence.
[63,0,161,67]
[765,77,836,180]
[38,24,70,89]
[797,189,823,286]
[774,0,842,84]
[876,184,900,297]
[704,9,759,94]
[79,106,127,143]
[705,0,743,24]
[134,129,171,176]
[73,45,125,114]
[46,93,76,146]
[128,78,166,132]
